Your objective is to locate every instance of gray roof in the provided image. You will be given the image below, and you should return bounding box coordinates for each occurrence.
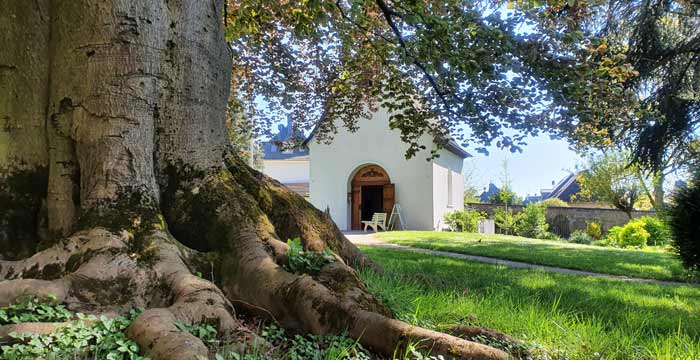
[542,172,581,202]
[262,115,309,160]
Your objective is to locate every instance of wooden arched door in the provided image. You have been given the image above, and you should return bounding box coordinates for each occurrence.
[350,165,395,230]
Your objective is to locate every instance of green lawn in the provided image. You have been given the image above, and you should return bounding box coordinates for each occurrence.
[376,231,689,282]
[359,246,700,360]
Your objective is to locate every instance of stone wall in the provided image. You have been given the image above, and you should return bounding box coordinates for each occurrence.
[466,203,654,237]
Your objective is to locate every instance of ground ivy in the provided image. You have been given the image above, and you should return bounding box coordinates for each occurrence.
[284,238,334,275]
[0,295,72,325]
[0,299,147,360]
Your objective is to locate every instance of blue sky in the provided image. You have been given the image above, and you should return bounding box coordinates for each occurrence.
[464,135,584,198]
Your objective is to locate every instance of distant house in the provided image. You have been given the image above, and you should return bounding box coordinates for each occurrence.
[479,183,500,203]
[261,116,310,197]
[540,171,581,202]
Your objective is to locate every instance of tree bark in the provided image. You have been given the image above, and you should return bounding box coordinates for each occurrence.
[0,1,508,359]
[0,0,51,259]
[654,172,665,210]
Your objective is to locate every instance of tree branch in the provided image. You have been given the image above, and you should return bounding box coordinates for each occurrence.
[374,0,451,104]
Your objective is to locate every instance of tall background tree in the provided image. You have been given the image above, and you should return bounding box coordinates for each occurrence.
[551,0,700,207]
[575,152,652,218]
[0,0,659,359]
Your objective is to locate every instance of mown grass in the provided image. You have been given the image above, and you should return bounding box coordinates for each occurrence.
[359,246,700,360]
[376,231,689,282]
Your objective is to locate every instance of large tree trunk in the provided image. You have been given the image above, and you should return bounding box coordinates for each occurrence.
[0,1,506,359]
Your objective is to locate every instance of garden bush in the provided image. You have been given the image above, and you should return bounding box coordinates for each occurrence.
[493,208,518,235]
[667,173,700,270]
[633,216,671,246]
[568,230,593,244]
[585,221,603,240]
[443,209,487,232]
[605,225,623,245]
[618,221,650,248]
[514,202,549,239]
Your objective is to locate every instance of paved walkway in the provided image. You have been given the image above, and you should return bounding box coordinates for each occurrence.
[344,231,696,287]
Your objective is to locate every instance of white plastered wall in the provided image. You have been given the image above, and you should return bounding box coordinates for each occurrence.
[262,159,310,184]
[431,148,465,229]
[308,107,438,230]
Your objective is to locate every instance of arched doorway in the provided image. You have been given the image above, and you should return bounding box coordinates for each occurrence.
[349,164,395,230]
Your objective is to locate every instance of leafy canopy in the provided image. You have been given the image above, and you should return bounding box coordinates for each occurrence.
[225,0,639,158]
[548,0,700,174]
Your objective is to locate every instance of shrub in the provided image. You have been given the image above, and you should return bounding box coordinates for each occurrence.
[606,225,623,245]
[540,232,562,241]
[667,175,700,270]
[493,208,518,235]
[618,221,650,248]
[585,221,603,240]
[634,216,671,246]
[540,198,569,207]
[514,203,549,239]
[443,209,487,232]
[568,230,593,244]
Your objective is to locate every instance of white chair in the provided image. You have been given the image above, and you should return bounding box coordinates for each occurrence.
[362,213,387,232]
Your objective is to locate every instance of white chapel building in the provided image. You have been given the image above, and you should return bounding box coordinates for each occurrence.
[262,108,468,231]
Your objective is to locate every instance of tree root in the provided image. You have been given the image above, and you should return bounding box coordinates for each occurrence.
[224,231,508,360]
[0,229,255,360]
[226,157,381,272]
[127,308,210,360]
[0,322,68,344]
[0,279,68,307]
[0,162,512,360]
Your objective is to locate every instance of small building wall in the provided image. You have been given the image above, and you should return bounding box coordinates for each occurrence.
[466,203,654,237]
[432,150,465,229]
[262,159,309,184]
[309,107,449,230]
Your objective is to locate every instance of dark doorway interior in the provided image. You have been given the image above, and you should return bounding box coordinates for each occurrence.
[361,186,384,222]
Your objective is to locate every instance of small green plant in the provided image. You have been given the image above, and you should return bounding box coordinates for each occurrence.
[605,225,624,245]
[175,321,218,342]
[393,339,446,360]
[229,324,370,360]
[443,209,487,232]
[0,295,72,325]
[585,221,603,240]
[568,230,593,244]
[261,323,286,343]
[619,221,650,248]
[540,232,562,241]
[514,202,548,239]
[285,238,335,275]
[493,208,517,235]
[1,305,147,360]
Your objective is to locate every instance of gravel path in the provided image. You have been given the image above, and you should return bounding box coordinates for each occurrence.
[345,232,696,287]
